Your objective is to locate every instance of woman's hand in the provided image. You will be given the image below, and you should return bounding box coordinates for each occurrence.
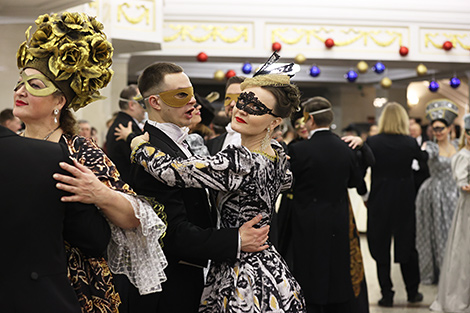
[54,159,112,205]
[131,132,150,150]
[342,135,363,149]
[54,159,139,229]
[114,121,133,141]
[462,185,470,192]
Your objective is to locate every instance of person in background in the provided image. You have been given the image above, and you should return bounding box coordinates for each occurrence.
[206,76,245,155]
[77,119,92,138]
[415,99,459,285]
[289,96,369,313]
[105,84,145,183]
[366,102,427,307]
[430,113,470,313]
[0,108,22,133]
[409,122,430,193]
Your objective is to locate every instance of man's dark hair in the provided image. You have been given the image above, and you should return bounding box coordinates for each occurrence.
[138,62,184,97]
[0,109,15,126]
[225,76,246,92]
[119,84,139,110]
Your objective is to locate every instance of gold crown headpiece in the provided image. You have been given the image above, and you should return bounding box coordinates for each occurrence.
[17,12,114,111]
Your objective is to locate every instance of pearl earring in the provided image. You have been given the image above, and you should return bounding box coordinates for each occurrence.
[54,108,59,124]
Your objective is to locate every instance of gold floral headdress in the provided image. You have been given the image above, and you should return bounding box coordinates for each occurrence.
[17,12,114,111]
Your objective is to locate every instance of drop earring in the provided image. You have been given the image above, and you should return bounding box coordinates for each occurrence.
[54,108,59,124]
[261,127,271,151]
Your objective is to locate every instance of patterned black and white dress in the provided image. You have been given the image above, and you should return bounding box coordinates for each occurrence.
[132,139,306,313]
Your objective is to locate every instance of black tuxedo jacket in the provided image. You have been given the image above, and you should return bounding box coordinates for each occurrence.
[413,137,430,193]
[105,111,143,184]
[206,132,227,155]
[289,130,361,305]
[129,122,238,313]
[0,126,110,313]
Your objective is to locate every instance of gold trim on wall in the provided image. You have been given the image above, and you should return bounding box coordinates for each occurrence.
[425,33,470,50]
[117,3,150,25]
[271,27,403,47]
[164,24,248,43]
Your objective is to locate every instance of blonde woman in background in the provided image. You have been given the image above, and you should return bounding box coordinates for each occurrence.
[365,102,427,307]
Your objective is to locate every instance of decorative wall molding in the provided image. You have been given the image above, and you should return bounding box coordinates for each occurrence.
[163,22,253,48]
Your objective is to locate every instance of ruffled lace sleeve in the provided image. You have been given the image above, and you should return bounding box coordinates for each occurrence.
[62,135,167,294]
[107,193,167,295]
[131,141,253,192]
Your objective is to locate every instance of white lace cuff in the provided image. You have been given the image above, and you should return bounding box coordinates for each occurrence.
[107,192,167,295]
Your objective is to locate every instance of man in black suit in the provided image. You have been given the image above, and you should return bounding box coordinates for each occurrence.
[409,122,430,193]
[128,62,269,313]
[105,84,146,183]
[0,125,110,313]
[289,97,364,313]
[206,76,245,155]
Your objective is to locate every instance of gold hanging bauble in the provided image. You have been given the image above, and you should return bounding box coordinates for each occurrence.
[294,54,306,64]
[416,64,428,76]
[380,77,392,89]
[214,70,225,81]
[357,61,369,74]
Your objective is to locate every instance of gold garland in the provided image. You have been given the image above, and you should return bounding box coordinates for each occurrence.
[272,27,403,47]
[425,33,470,50]
[164,24,248,43]
[117,3,150,25]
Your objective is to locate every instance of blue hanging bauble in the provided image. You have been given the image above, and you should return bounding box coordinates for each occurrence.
[242,62,252,74]
[309,65,321,77]
[429,80,440,92]
[373,62,386,74]
[345,70,358,82]
[450,77,461,88]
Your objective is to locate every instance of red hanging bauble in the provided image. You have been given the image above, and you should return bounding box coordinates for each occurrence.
[225,70,236,79]
[443,41,453,51]
[272,42,282,52]
[325,38,335,48]
[196,52,208,62]
[399,46,409,56]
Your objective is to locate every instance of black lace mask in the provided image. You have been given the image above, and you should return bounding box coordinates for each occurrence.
[236,91,280,117]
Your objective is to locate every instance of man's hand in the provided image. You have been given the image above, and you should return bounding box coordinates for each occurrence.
[239,214,270,252]
[114,121,133,141]
[342,135,363,149]
[462,185,470,192]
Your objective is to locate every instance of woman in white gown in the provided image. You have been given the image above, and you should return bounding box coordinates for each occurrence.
[431,113,470,313]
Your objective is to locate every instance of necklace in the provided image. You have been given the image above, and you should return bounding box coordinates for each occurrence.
[43,126,60,141]
[23,126,60,141]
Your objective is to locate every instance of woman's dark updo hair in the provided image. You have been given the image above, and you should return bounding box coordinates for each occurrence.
[431,118,449,127]
[264,84,301,119]
[53,91,78,135]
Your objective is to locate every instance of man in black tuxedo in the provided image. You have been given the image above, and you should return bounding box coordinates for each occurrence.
[0,125,110,313]
[206,76,245,155]
[289,97,364,313]
[105,84,146,183]
[128,62,269,313]
[409,122,430,193]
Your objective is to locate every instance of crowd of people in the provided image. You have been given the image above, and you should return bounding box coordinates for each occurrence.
[2,11,470,313]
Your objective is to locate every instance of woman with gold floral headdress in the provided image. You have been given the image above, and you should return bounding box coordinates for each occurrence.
[129,59,306,311]
[415,99,460,286]
[14,12,167,312]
